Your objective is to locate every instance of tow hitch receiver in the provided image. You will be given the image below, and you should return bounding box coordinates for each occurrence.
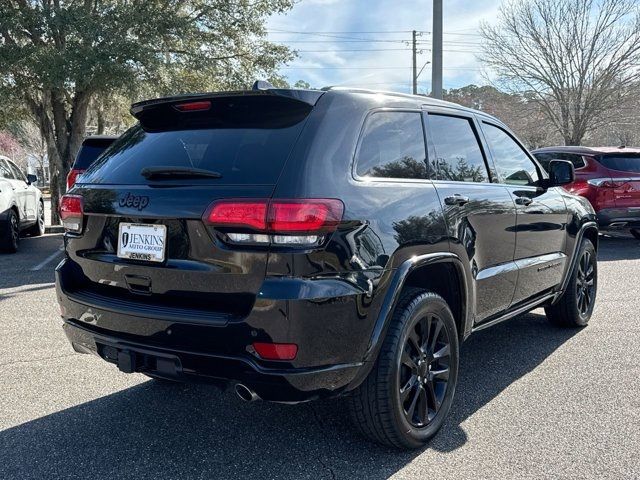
[117,350,136,373]
[99,343,182,377]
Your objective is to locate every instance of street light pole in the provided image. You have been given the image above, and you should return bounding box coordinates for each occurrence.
[431,0,443,99]
[412,30,418,95]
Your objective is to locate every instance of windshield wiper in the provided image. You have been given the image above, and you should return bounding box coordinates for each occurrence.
[141,166,222,180]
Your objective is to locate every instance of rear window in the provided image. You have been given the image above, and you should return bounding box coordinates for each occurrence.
[80,96,311,185]
[73,145,111,170]
[598,154,640,173]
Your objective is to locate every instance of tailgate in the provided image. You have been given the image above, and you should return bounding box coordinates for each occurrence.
[61,184,275,321]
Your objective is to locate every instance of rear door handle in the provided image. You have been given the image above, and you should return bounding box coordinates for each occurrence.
[515,197,533,206]
[444,194,470,206]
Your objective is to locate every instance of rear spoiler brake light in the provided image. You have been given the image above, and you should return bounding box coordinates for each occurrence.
[130,89,325,119]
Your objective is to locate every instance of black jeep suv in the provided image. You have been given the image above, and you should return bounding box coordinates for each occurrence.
[57,86,598,449]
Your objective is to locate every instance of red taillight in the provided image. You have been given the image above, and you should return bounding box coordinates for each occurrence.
[173,100,211,112]
[66,168,85,190]
[252,342,298,361]
[60,194,84,233]
[267,200,343,232]
[203,198,344,247]
[206,201,268,230]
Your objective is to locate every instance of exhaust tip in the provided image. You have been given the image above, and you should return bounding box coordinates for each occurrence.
[235,383,260,402]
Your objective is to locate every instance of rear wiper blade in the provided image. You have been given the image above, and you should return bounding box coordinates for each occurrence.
[141,166,222,180]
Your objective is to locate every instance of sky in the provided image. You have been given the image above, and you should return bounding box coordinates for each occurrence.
[266,0,503,94]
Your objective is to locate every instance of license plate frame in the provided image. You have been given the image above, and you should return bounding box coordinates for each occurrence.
[117,222,167,263]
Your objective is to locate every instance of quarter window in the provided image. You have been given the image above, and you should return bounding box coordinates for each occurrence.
[355,111,429,180]
[428,114,489,183]
[483,123,539,186]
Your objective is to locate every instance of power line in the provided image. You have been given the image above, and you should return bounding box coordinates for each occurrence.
[282,66,484,71]
[293,48,415,52]
[268,29,425,34]
[281,66,415,70]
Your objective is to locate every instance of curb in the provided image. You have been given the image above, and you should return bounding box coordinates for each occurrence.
[45,225,65,234]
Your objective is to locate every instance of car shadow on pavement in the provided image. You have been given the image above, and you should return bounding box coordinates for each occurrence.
[0,312,579,479]
[597,234,640,262]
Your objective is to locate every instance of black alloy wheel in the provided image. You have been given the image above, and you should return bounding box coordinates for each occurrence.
[399,312,451,427]
[348,289,459,449]
[545,238,597,327]
[576,249,595,318]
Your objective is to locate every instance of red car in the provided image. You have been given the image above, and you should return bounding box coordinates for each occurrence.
[533,146,640,239]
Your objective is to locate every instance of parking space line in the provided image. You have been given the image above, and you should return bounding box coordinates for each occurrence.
[30,245,64,271]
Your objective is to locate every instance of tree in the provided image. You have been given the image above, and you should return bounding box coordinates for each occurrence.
[444,85,559,148]
[480,0,640,145]
[0,0,294,222]
[0,130,25,168]
[10,120,49,181]
[294,80,312,89]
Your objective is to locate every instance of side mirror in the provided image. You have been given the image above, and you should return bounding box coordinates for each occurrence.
[546,160,574,187]
[27,173,38,185]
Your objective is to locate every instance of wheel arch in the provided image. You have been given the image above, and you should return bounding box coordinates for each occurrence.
[346,252,470,392]
[554,221,598,304]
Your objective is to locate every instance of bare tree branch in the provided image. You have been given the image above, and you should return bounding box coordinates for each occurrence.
[480,0,640,145]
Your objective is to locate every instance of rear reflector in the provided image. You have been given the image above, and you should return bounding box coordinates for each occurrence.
[173,100,212,112]
[204,198,343,247]
[252,342,298,360]
[66,168,85,190]
[60,194,84,233]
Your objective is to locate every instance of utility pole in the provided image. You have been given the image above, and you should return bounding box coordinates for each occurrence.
[412,30,418,95]
[431,0,443,99]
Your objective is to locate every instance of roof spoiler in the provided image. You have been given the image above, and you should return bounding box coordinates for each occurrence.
[130,84,325,119]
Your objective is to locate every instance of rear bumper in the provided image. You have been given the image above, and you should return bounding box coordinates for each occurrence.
[597,207,640,229]
[56,257,378,402]
[63,320,362,402]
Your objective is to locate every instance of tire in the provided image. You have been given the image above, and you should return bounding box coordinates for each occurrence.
[25,200,45,237]
[630,228,640,240]
[0,209,19,253]
[348,288,459,449]
[545,238,597,327]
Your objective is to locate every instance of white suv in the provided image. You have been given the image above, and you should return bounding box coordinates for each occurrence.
[0,155,44,252]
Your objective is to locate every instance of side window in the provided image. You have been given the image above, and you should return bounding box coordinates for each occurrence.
[532,152,554,173]
[483,123,539,186]
[355,111,428,180]
[8,161,25,181]
[565,153,586,170]
[428,114,490,183]
[0,160,15,179]
[533,152,585,173]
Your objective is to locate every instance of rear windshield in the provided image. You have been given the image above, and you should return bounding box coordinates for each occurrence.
[80,96,311,185]
[599,154,640,173]
[73,145,111,169]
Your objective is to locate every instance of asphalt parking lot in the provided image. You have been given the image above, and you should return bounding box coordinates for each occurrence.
[1,234,639,479]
